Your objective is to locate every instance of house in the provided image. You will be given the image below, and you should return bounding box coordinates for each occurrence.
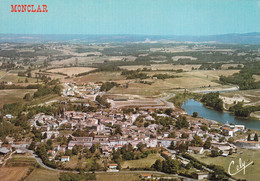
[61,156,70,162]
[61,145,67,151]
[107,163,119,172]
[5,114,14,119]
[222,127,234,137]
[15,149,25,154]
[161,151,175,159]
[140,173,152,179]
[197,172,209,180]
[53,145,60,151]
[159,138,177,148]
[235,140,260,150]
[188,147,204,154]
[0,147,11,155]
[108,163,118,169]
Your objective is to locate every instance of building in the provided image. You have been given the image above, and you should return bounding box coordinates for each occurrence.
[235,140,260,150]
[197,172,209,180]
[188,147,204,154]
[140,174,152,179]
[222,127,234,137]
[107,163,119,172]
[61,156,70,162]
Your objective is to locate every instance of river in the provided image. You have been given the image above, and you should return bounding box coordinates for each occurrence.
[181,99,260,130]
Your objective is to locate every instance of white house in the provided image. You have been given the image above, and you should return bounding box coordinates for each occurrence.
[61,156,70,162]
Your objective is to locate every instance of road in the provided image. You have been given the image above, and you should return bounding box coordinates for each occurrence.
[0,70,10,80]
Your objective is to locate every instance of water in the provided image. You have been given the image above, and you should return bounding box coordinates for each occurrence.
[181,99,260,130]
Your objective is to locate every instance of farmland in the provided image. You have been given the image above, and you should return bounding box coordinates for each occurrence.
[26,168,59,181]
[0,89,36,108]
[0,167,30,181]
[121,153,163,169]
[47,67,97,76]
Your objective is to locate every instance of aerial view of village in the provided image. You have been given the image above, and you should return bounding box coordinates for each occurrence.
[0,0,260,181]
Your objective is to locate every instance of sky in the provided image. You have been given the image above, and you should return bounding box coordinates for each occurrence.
[0,0,260,36]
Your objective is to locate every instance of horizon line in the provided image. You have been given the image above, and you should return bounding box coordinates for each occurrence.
[0,32,259,37]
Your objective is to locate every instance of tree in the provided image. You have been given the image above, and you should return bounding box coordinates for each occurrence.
[90,144,96,153]
[72,145,80,155]
[28,141,36,150]
[219,137,225,143]
[42,132,47,139]
[192,112,198,117]
[247,134,251,141]
[137,142,145,153]
[181,133,189,138]
[114,126,122,136]
[211,149,221,157]
[191,134,203,147]
[165,108,173,116]
[254,133,258,141]
[179,142,188,153]
[176,116,189,129]
[168,141,175,150]
[65,149,72,156]
[168,132,176,138]
[152,160,163,171]
[228,137,234,144]
[203,138,211,149]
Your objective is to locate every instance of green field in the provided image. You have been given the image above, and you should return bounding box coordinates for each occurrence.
[121,153,164,169]
[191,148,260,181]
[0,89,37,108]
[26,168,59,181]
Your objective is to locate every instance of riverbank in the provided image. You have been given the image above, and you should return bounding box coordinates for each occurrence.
[191,86,239,93]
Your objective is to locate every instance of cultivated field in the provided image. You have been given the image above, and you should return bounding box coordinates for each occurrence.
[178,70,239,81]
[121,153,163,169]
[1,72,38,83]
[74,71,125,83]
[0,89,37,108]
[47,67,97,76]
[0,167,30,181]
[26,168,59,181]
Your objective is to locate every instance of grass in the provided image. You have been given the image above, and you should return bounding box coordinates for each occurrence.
[6,157,37,167]
[0,70,6,77]
[63,156,94,170]
[74,71,125,83]
[191,148,260,181]
[121,153,164,169]
[1,72,39,83]
[26,168,59,181]
[109,76,221,97]
[0,89,37,108]
[96,173,141,181]
[0,167,30,181]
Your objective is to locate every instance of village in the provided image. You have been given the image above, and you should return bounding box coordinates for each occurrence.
[1,96,257,180]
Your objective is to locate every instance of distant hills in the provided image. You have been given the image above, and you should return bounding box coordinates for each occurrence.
[0,32,260,44]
